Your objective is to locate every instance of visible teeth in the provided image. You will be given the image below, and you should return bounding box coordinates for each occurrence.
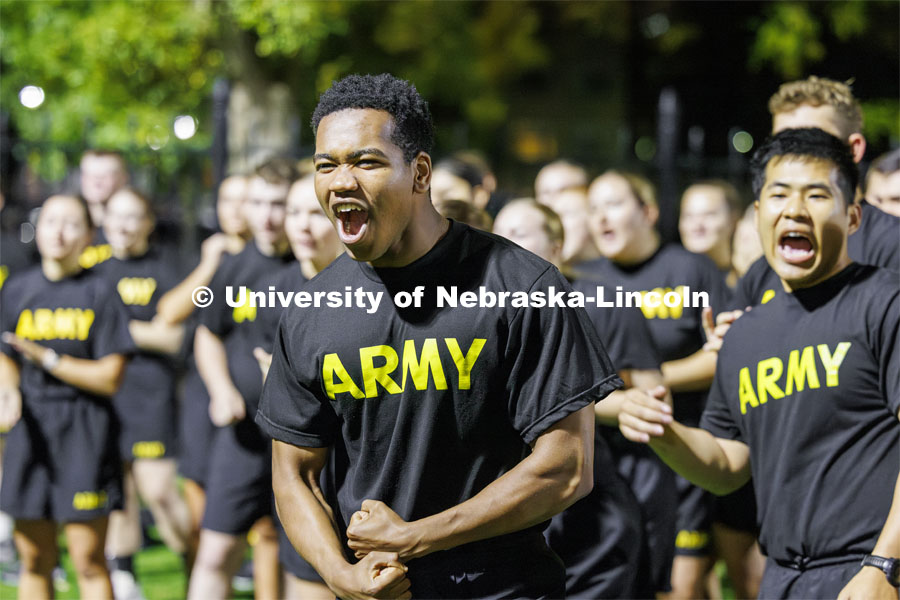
[335,204,363,213]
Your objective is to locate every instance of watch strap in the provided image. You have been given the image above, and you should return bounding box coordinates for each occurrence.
[862,554,900,587]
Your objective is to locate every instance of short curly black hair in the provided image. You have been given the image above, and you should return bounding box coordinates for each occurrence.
[311,73,434,163]
[751,128,858,204]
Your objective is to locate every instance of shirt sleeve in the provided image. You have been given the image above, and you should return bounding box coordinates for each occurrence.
[506,267,623,445]
[91,282,136,358]
[255,312,340,448]
[198,258,233,338]
[699,338,743,441]
[873,285,900,416]
[728,257,770,311]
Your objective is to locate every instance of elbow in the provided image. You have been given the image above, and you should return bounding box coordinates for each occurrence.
[99,357,129,397]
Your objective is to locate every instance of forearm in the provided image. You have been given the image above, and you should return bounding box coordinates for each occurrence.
[194,326,236,393]
[156,258,219,325]
[597,369,670,426]
[662,348,717,392]
[271,443,352,584]
[129,319,185,355]
[649,421,749,495]
[872,470,900,557]
[48,354,127,397]
[408,404,594,558]
[0,354,20,388]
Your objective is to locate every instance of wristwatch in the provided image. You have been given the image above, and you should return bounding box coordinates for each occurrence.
[41,349,61,372]
[861,555,900,587]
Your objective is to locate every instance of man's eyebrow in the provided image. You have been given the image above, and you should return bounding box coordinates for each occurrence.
[313,148,389,162]
[765,181,832,192]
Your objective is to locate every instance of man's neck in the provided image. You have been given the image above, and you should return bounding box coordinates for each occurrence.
[370,210,450,269]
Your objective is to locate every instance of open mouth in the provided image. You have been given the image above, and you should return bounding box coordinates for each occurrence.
[333,203,369,244]
[777,231,815,265]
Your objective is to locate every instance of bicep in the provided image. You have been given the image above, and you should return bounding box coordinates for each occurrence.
[530,403,594,462]
[272,440,329,485]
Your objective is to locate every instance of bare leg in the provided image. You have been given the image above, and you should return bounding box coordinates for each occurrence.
[13,518,57,600]
[249,516,281,600]
[666,555,714,600]
[182,479,205,573]
[132,459,190,554]
[105,465,141,558]
[187,529,246,600]
[65,516,114,600]
[712,523,764,599]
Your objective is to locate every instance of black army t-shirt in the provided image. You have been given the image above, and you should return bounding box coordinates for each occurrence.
[577,244,731,423]
[701,263,900,564]
[199,242,295,415]
[848,200,899,272]
[95,249,179,405]
[730,201,899,310]
[257,221,621,531]
[0,266,134,402]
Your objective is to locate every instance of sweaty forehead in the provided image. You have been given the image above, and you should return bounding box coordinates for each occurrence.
[315,108,398,156]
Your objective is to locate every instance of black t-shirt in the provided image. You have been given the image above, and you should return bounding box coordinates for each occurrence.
[578,244,731,423]
[848,200,900,272]
[731,202,899,310]
[1,229,36,292]
[257,221,621,534]
[0,266,135,403]
[94,249,180,405]
[701,263,900,564]
[199,242,295,415]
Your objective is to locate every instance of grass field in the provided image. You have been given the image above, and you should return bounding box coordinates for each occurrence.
[0,528,254,600]
[1,537,737,600]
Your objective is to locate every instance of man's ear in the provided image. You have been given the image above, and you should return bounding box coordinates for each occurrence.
[644,203,659,227]
[413,152,432,194]
[848,133,866,164]
[846,199,862,236]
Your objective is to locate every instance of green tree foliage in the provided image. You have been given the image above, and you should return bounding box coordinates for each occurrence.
[0,0,222,179]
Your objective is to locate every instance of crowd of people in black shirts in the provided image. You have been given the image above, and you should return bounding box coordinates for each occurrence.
[0,73,897,600]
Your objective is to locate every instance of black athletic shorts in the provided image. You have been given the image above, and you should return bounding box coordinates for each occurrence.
[113,390,176,461]
[713,480,759,535]
[407,530,566,599]
[609,434,676,595]
[0,397,123,522]
[177,367,216,485]
[758,556,864,599]
[674,473,715,557]
[275,512,325,583]
[200,418,272,535]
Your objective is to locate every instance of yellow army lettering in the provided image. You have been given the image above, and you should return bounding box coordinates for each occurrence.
[233,288,257,323]
[117,277,157,306]
[675,530,710,550]
[72,490,108,511]
[79,244,113,269]
[639,286,686,320]
[0,265,8,290]
[132,441,166,459]
[739,342,851,414]
[15,308,95,341]
[323,338,486,400]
